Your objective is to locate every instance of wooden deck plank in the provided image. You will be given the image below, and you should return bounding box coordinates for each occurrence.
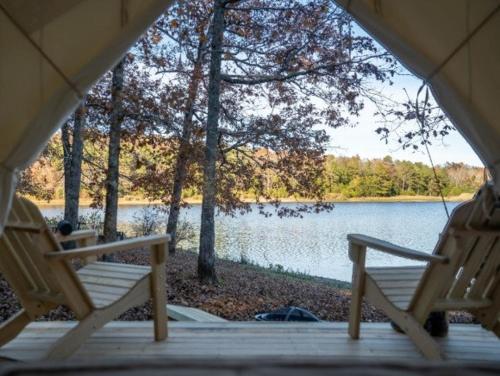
[3,361,499,376]
[0,322,498,362]
[167,304,227,322]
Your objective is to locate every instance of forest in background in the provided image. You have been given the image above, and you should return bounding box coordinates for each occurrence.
[20,135,483,204]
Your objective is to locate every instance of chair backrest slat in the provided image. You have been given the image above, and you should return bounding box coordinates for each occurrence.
[0,236,52,316]
[462,237,500,300]
[0,196,94,319]
[3,198,62,295]
[474,273,500,330]
[450,191,500,299]
[1,234,42,291]
[5,199,59,293]
[409,183,500,322]
[448,236,496,299]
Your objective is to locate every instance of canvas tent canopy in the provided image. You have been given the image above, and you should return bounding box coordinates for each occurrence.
[0,0,499,232]
[0,0,173,229]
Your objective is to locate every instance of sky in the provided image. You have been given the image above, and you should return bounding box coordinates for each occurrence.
[324,24,484,168]
[325,75,483,167]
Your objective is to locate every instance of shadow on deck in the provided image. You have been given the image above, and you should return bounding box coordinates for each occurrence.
[0,322,499,362]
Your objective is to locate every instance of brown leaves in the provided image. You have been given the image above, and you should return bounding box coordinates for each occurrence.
[170,19,180,29]
[0,250,477,324]
[151,32,162,45]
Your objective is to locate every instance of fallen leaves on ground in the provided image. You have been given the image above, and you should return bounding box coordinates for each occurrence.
[0,249,474,324]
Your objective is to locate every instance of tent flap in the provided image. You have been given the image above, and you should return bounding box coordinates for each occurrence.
[0,0,173,229]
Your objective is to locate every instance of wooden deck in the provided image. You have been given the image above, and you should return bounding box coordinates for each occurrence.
[167,304,227,322]
[0,322,498,362]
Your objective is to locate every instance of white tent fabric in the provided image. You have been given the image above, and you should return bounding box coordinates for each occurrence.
[336,0,500,184]
[0,0,173,230]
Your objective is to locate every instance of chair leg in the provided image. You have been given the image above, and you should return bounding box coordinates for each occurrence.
[152,294,167,341]
[45,310,108,360]
[348,265,365,339]
[392,313,443,360]
[363,276,444,360]
[151,244,167,341]
[46,278,151,360]
[0,310,31,347]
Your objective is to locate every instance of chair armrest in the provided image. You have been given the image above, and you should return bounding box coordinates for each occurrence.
[347,234,448,264]
[55,229,97,245]
[45,234,170,261]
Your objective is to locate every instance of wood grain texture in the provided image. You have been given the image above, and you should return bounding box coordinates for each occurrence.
[348,243,365,339]
[151,243,167,340]
[0,322,498,363]
[46,234,171,260]
[167,304,227,322]
[347,234,447,263]
[55,230,97,244]
[2,359,500,376]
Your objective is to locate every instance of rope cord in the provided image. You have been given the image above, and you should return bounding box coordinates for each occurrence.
[416,4,499,219]
[415,83,450,219]
[0,3,84,99]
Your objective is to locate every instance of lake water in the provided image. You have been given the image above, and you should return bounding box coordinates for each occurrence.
[41,202,460,282]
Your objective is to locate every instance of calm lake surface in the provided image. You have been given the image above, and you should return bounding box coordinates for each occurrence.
[41,202,460,282]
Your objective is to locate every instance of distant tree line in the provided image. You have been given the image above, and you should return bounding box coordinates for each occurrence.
[322,156,483,198]
[19,139,483,204]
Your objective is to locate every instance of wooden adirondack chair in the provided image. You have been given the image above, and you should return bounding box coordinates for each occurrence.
[0,196,169,360]
[348,183,500,360]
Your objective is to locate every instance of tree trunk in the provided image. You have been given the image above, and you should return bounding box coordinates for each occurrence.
[103,59,125,246]
[198,0,225,283]
[166,36,206,255]
[63,103,86,229]
[61,122,72,211]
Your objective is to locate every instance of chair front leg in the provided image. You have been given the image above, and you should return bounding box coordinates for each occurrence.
[0,310,31,347]
[150,242,168,341]
[348,242,366,339]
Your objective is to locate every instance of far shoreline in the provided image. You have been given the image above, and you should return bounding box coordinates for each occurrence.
[33,193,474,207]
